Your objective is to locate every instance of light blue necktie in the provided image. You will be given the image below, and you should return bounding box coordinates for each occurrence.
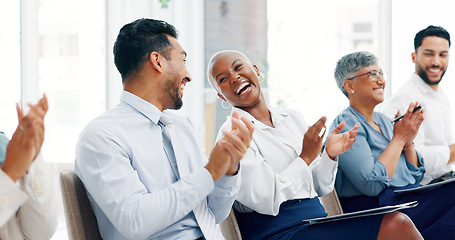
[158,120,179,179]
[159,113,224,240]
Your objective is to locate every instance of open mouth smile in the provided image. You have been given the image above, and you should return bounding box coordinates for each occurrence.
[373,87,384,92]
[234,81,252,96]
[428,68,442,76]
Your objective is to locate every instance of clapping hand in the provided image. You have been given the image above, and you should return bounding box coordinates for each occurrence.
[206,111,254,181]
[1,95,48,182]
[392,101,424,147]
[300,116,327,165]
[325,121,360,160]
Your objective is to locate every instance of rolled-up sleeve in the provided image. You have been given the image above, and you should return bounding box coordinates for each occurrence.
[406,150,425,183]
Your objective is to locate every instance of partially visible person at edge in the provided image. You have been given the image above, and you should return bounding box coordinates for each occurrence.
[75,18,254,240]
[381,25,455,184]
[0,94,58,240]
[330,51,455,239]
[207,50,423,240]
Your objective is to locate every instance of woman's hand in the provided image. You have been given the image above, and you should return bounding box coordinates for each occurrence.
[325,121,360,160]
[300,116,327,165]
[1,94,48,182]
[392,102,424,147]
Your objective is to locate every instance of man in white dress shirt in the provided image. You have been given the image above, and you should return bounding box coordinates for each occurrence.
[75,18,254,240]
[382,25,455,184]
[0,95,58,240]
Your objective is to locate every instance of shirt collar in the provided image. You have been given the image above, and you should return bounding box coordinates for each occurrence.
[231,104,289,129]
[120,90,161,125]
[411,73,441,95]
[269,105,289,127]
[347,106,382,125]
[347,106,366,122]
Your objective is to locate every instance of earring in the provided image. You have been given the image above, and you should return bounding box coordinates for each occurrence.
[221,100,231,109]
[351,90,355,94]
[258,72,265,82]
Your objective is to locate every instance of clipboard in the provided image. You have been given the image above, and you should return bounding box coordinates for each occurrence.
[394,177,455,193]
[303,201,418,225]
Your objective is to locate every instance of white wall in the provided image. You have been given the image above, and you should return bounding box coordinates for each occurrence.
[391,0,455,137]
[106,0,206,133]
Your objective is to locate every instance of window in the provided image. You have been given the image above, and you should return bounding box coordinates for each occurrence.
[36,0,106,165]
[0,1,20,137]
[4,1,454,239]
[267,0,381,126]
[21,1,106,238]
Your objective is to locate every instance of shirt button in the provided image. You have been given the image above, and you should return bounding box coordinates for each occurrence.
[0,195,9,210]
[32,176,44,197]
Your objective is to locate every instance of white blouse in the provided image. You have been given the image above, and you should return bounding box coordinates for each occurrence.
[216,106,338,216]
[0,153,58,240]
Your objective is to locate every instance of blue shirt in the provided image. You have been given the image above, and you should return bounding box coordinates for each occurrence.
[329,106,425,198]
[0,132,9,165]
[75,91,240,240]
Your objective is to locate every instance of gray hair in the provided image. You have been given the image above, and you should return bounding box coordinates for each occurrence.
[334,51,378,97]
[207,50,252,92]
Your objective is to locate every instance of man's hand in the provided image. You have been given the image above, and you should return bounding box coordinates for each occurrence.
[325,121,360,160]
[299,116,327,165]
[448,144,455,165]
[206,111,254,181]
[1,94,48,182]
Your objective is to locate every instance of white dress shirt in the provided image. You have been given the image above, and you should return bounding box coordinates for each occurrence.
[381,73,455,184]
[75,90,240,240]
[0,153,58,240]
[216,106,338,216]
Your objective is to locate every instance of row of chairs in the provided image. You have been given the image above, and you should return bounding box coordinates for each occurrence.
[59,169,343,240]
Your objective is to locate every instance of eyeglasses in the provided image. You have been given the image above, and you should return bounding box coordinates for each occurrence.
[346,71,387,82]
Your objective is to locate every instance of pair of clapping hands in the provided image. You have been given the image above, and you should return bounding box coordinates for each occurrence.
[206,111,362,180]
[1,95,48,182]
[298,101,424,165]
[300,117,360,165]
[391,102,424,149]
[206,112,254,181]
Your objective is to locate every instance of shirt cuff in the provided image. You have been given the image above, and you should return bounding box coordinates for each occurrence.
[231,163,240,176]
[311,150,338,174]
[213,169,241,198]
[369,160,390,182]
[188,168,216,200]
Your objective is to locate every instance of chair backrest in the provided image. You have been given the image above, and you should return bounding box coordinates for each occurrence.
[59,169,102,240]
[59,169,340,240]
[219,208,242,240]
[319,189,343,216]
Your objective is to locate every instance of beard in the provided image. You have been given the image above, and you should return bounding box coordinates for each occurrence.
[164,77,183,110]
[417,66,445,86]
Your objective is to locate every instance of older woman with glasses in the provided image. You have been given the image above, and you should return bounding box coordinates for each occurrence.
[208,50,423,240]
[330,51,455,239]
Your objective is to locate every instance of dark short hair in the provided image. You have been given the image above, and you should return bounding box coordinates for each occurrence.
[113,18,178,82]
[414,25,451,51]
